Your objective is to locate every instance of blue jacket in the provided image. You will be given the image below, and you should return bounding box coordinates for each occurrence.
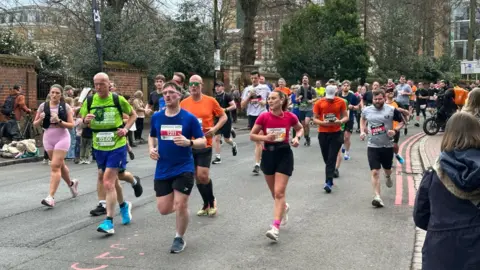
[414,149,480,270]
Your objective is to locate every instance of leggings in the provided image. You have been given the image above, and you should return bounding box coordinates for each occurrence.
[318,132,344,181]
[43,128,71,151]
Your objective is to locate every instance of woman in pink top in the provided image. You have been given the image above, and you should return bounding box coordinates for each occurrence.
[250,91,304,242]
[34,84,78,208]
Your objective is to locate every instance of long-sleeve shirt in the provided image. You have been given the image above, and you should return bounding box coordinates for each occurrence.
[13,94,31,121]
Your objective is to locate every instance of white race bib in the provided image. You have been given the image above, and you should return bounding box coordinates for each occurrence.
[160,125,182,140]
[266,128,287,142]
[96,132,115,146]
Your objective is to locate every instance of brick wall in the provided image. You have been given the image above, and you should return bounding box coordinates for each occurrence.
[0,54,37,121]
[103,61,147,100]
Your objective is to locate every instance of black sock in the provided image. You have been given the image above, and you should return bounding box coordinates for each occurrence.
[106,216,113,221]
[119,202,126,208]
[196,184,209,206]
[206,179,215,207]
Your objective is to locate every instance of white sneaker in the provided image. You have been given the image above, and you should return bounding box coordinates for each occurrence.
[41,196,55,207]
[85,159,91,165]
[42,159,48,164]
[266,225,279,241]
[281,203,290,226]
[69,179,79,198]
[385,175,393,188]
[372,195,384,208]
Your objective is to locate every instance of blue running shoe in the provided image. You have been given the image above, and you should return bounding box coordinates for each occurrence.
[324,183,332,193]
[97,219,114,234]
[396,154,405,164]
[120,201,132,225]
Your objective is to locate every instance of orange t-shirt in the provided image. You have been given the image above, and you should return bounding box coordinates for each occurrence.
[312,97,347,133]
[275,87,292,96]
[410,85,417,101]
[180,95,225,147]
[388,101,399,129]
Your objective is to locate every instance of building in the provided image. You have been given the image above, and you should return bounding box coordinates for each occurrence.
[0,5,68,48]
[450,0,479,60]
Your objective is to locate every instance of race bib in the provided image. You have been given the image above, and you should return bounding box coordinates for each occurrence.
[370,124,386,136]
[266,128,287,142]
[324,113,337,122]
[160,125,182,140]
[96,132,115,147]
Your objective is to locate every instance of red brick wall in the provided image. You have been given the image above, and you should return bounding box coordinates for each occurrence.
[0,55,37,121]
[104,69,145,99]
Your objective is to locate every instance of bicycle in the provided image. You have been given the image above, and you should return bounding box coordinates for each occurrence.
[0,110,43,147]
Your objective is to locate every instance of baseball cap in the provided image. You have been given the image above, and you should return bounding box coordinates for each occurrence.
[325,85,337,99]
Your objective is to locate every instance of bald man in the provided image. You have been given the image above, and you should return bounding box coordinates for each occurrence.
[180,75,227,216]
[80,72,137,235]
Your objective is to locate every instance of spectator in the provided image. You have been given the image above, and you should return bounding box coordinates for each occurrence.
[64,85,74,98]
[414,112,480,270]
[65,97,76,160]
[132,90,146,143]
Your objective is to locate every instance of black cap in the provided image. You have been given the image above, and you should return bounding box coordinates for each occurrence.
[13,84,20,90]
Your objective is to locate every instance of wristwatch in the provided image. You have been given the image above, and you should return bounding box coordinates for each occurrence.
[296,136,301,141]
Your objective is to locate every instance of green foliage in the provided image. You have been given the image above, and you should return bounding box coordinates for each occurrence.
[276,1,369,83]
[0,29,35,56]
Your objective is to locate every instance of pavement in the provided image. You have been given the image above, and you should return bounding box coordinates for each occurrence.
[1,122,427,270]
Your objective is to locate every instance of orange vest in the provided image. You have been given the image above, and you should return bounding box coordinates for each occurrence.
[454,87,468,105]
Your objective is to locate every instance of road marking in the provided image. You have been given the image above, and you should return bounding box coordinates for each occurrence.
[95,252,125,259]
[71,263,108,270]
[395,132,424,205]
[110,243,127,250]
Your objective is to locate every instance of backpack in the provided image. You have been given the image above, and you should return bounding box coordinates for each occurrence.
[86,93,124,132]
[1,95,16,117]
[42,101,68,129]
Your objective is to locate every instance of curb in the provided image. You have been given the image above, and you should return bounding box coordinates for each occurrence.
[0,156,43,167]
[410,135,429,270]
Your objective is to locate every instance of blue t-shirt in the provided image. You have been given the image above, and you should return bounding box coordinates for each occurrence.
[337,91,359,121]
[291,93,300,116]
[150,109,204,180]
[159,97,166,111]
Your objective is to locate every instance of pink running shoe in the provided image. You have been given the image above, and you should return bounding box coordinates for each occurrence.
[69,179,79,198]
[41,196,55,207]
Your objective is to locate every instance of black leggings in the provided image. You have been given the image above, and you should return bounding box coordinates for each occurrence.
[318,132,344,181]
[134,118,144,140]
[416,105,426,118]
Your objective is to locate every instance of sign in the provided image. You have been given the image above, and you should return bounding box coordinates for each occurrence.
[460,60,480,74]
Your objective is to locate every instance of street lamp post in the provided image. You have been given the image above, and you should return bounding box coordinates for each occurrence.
[213,0,220,88]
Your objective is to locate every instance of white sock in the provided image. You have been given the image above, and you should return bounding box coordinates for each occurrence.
[175,232,183,238]
[255,162,260,167]
[216,154,221,158]
[99,200,106,208]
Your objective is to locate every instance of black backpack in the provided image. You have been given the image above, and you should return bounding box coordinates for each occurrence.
[1,95,16,117]
[86,93,124,132]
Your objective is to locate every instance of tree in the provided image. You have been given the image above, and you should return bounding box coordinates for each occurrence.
[275,1,369,82]
[0,29,34,56]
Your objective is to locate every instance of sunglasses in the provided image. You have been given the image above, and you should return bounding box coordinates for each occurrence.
[189,82,201,87]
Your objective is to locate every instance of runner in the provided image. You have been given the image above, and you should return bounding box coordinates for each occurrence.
[250,90,303,241]
[337,80,359,160]
[275,78,292,96]
[80,72,137,234]
[241,70,270,175]
[212,82,238,164]
[395,76,412,112]
[297,74,317,146]
[414,82,428,127]
[180,75,227,216]
[315,80,325,98]
[385,87,408,164]
[149,81,206,253]
[334,97,349,178]
[34,84,78,207]
[407,80,417,118]
[313,85,348,193]
[360,89,404,207]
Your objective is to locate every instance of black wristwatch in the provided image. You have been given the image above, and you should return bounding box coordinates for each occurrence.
[189,140,193,147]
[296,136,301,141]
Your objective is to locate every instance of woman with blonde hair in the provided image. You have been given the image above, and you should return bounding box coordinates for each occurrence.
[132,90,146,143]
[462,87,480,119]
[414,112,480,270]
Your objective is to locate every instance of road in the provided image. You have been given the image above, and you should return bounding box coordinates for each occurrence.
[0,124,424,270]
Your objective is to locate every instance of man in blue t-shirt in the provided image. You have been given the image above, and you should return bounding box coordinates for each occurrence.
[148,81,206,254]
[337,80,360,161]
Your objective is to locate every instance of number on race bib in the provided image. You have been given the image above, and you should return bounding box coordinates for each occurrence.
[266,128,287,142]
[370,124,386,136]
[160,125,182,140]
[97,132,115,146]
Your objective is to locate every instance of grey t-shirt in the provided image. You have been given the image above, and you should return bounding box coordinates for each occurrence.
[362,105,403,148]
[298,85,317,111]
[241,84,270,116]
[395,84,412,106]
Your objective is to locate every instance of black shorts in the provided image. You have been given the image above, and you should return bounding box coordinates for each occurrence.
[215,119,232,139]
[154,172,194,197]
[367,147,394,170]
[261,144,294,176]
[392,131,400,144]
[192,148,212,168]
[248,115,258,129]
[298,110,313,121]
[344,120,354,133]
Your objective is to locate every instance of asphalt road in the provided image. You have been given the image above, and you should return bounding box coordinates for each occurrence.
[0,124,423,270]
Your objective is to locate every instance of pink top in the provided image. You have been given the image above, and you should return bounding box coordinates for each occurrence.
[37,102,72,129]
[255,111,299,143]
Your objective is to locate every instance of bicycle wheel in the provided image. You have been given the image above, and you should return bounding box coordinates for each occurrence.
[423,117,440,136]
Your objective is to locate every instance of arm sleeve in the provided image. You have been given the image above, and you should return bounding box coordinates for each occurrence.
[16,95,29,111]
[313,102,320,115]
[413,171,433,230]
[290,112,299,126]
[393,109,403,122]
[255,112,265,126]
[149,113,158,137]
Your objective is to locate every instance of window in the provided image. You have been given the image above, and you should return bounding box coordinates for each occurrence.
[264,21,274,31]
[263,39,274,61]
[20,11,27,22]
[28,11,35,23]
[454,21,469,40]
[453,5,468,21]
[454,41,466,60]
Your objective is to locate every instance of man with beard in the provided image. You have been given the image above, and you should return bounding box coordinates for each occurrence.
[297,74,317,146]
[360,89,404,208]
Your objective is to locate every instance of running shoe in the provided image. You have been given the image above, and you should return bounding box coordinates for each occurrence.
[372,195,384,208]
[97,219,114,234]
[132,176,143,197]
[42,159,48,164]
[231,128,236,138]
[232,143,237,156]
[90,203,106,216]
[120,201,132,225]
[385,175,393,188]
[324,183,332,193]
[304,136,311,146]
[69,179,79,198]
[414,123,420,127]
[344,153,350,160]
[266,225,279,241]
[212,157,222,164]
[395,154,405,164]
[170,237,186,253]
[128,151,135,160]
[197,204,209,216]
[207,199,217,216]
[281,203,290,226]
[41,196,55,207]
[253,164,260,175]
